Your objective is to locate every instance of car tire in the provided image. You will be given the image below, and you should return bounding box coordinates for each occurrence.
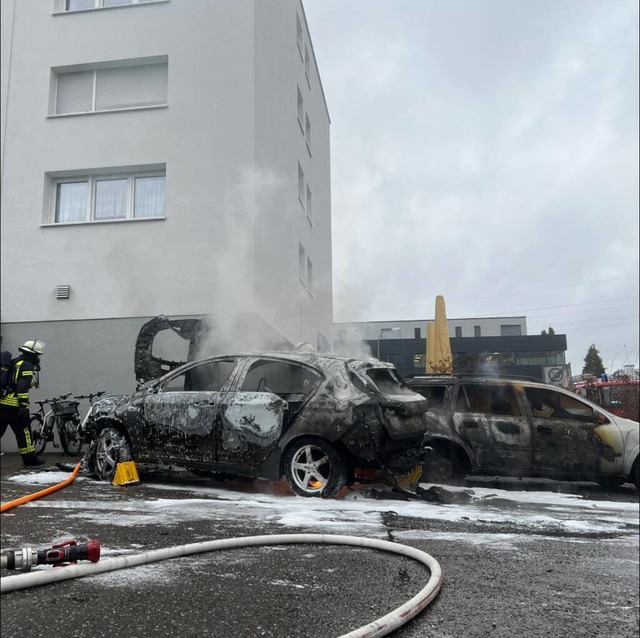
[595,477,626,489]
[92,427,130,482]
[424,447,465,485]
[283,437,348,498]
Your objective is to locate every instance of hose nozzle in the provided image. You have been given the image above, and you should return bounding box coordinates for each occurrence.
[1,538,101,572]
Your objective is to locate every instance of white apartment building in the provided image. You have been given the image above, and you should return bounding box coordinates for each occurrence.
[0,0,332,439]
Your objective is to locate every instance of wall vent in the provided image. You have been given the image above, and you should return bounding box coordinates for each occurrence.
[56,285,70,299]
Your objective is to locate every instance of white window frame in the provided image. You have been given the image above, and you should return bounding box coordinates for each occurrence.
[306,184,312,225]
[49,170,166,224]
[296,13,304,61]
[298,243,307,286]
[305,113,312,155]
[307,257,314,296]
[297,86,304,134]
[51,57,168,116]
[56,0,168,13]
[304,44,311,88]
[298,163,305,208]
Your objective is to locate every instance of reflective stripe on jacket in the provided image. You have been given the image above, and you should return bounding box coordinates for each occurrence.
[0,359,37,408]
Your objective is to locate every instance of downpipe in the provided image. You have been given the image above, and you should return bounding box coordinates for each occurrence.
[1,533,444,638]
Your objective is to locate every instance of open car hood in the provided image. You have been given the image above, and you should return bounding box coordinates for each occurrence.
[134,315,206,385]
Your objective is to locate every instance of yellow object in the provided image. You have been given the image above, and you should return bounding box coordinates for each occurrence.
[112,461,140,486]
[426,295,453,374]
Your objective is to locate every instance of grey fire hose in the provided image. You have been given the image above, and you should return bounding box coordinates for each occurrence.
[1,533,443,638]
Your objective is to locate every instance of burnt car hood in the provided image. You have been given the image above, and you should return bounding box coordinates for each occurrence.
[135,315,204,385]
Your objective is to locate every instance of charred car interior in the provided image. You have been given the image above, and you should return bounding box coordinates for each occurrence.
[81,316,431,497]
[407,375,640,489]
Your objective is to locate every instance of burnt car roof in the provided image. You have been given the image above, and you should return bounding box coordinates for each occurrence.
[135,315,397,386]
[408,374,547,385]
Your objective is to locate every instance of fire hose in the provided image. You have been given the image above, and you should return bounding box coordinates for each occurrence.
[1,534,444,638]
[1,539,101,572]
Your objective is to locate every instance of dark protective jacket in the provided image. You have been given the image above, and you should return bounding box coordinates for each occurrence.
[0,355,39,409]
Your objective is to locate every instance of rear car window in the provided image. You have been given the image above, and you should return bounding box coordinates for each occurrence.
[455,384,522,416]
[413,385,448,410]
[365,368,408,394]
[240,359,321,398]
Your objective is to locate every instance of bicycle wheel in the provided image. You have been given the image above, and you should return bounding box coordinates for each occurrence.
[59,417,84,456]
[31,415,48,456]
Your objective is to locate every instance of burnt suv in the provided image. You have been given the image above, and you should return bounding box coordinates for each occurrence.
[80,320,430,497]
[407,375,639,489]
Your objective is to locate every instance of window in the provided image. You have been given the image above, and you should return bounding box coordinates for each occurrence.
[296,13,304,60]
[307,258,313,294]
[63,0,163,11]
[415,385,447,410]
[305,113,312,153]
[524,387,598,422]
[304,44,311,86]
[51,170,165,223]
[500,324,522,336]
[241,359,321,399]
[414,327,421,339]
[298,163,305,206]
[162,360,236,393]
[306,185,312,223]
[297,86,304,131]
[53,58,168,115]
[456,384,521,417]
[474,326,482,337]
[298,243,306,284]
[455,326,462,338]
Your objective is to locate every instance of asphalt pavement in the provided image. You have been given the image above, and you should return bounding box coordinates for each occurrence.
[1,452,638,638]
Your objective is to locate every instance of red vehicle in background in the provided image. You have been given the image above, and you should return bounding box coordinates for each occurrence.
[574,377,640,420]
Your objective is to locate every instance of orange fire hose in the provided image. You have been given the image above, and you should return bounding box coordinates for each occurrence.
[1,463,81,513]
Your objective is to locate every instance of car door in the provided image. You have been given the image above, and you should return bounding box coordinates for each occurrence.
[452,382,533,472]
[215,358,311,469]
[141,359,238,461]
[523,385,624,475]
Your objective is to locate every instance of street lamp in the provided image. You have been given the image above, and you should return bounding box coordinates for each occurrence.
[377,327,400,359]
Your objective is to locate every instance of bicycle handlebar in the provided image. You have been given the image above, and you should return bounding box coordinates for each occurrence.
[74,391,106,401]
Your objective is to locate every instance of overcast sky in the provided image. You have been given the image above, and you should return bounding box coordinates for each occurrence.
[303,0,639,375]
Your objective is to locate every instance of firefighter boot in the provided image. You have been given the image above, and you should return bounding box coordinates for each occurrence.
[22,452,45,467]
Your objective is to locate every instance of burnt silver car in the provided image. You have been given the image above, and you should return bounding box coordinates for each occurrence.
[81,347,430,497]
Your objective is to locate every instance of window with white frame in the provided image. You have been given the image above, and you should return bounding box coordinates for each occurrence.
[297,86,304,132]
[304,44,311,86]
[305,113,312,153]
[306,185,312,223]
[296,13,304,60]
[62,0,162,11]
[51,170,165,223]
[53,58,167,115]
[298,243,306,284]
[297,163,305,206]
[307,257,313,294]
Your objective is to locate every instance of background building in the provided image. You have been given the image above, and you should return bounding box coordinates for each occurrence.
[1,0,332,449]
[334,318,570,384]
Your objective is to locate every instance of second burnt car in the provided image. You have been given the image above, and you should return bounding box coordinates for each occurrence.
[80,319,430,497]
[407,375,640,489]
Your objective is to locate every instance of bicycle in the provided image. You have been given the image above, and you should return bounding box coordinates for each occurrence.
[31,391,105,456]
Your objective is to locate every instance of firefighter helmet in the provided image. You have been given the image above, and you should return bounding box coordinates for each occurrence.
[19,340,45,355]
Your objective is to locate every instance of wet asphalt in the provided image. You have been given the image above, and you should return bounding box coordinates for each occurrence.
[1,452,638,638]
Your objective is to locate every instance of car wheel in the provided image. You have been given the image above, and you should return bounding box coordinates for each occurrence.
[93,427,130,482]
[595,477,626,489]
[424,448,465,485]
[283,437,348,498]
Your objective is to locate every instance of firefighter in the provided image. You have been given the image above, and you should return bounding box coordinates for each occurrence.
[0,340,46,466]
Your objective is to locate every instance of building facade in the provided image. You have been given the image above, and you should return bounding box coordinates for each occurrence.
[1,0,332,449]
[334,318,570,383]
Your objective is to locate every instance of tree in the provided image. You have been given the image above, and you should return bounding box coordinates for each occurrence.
[582,344,605,377]
[540,327,555,335]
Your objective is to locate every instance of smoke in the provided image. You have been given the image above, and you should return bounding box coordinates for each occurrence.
[332,326,374,360]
